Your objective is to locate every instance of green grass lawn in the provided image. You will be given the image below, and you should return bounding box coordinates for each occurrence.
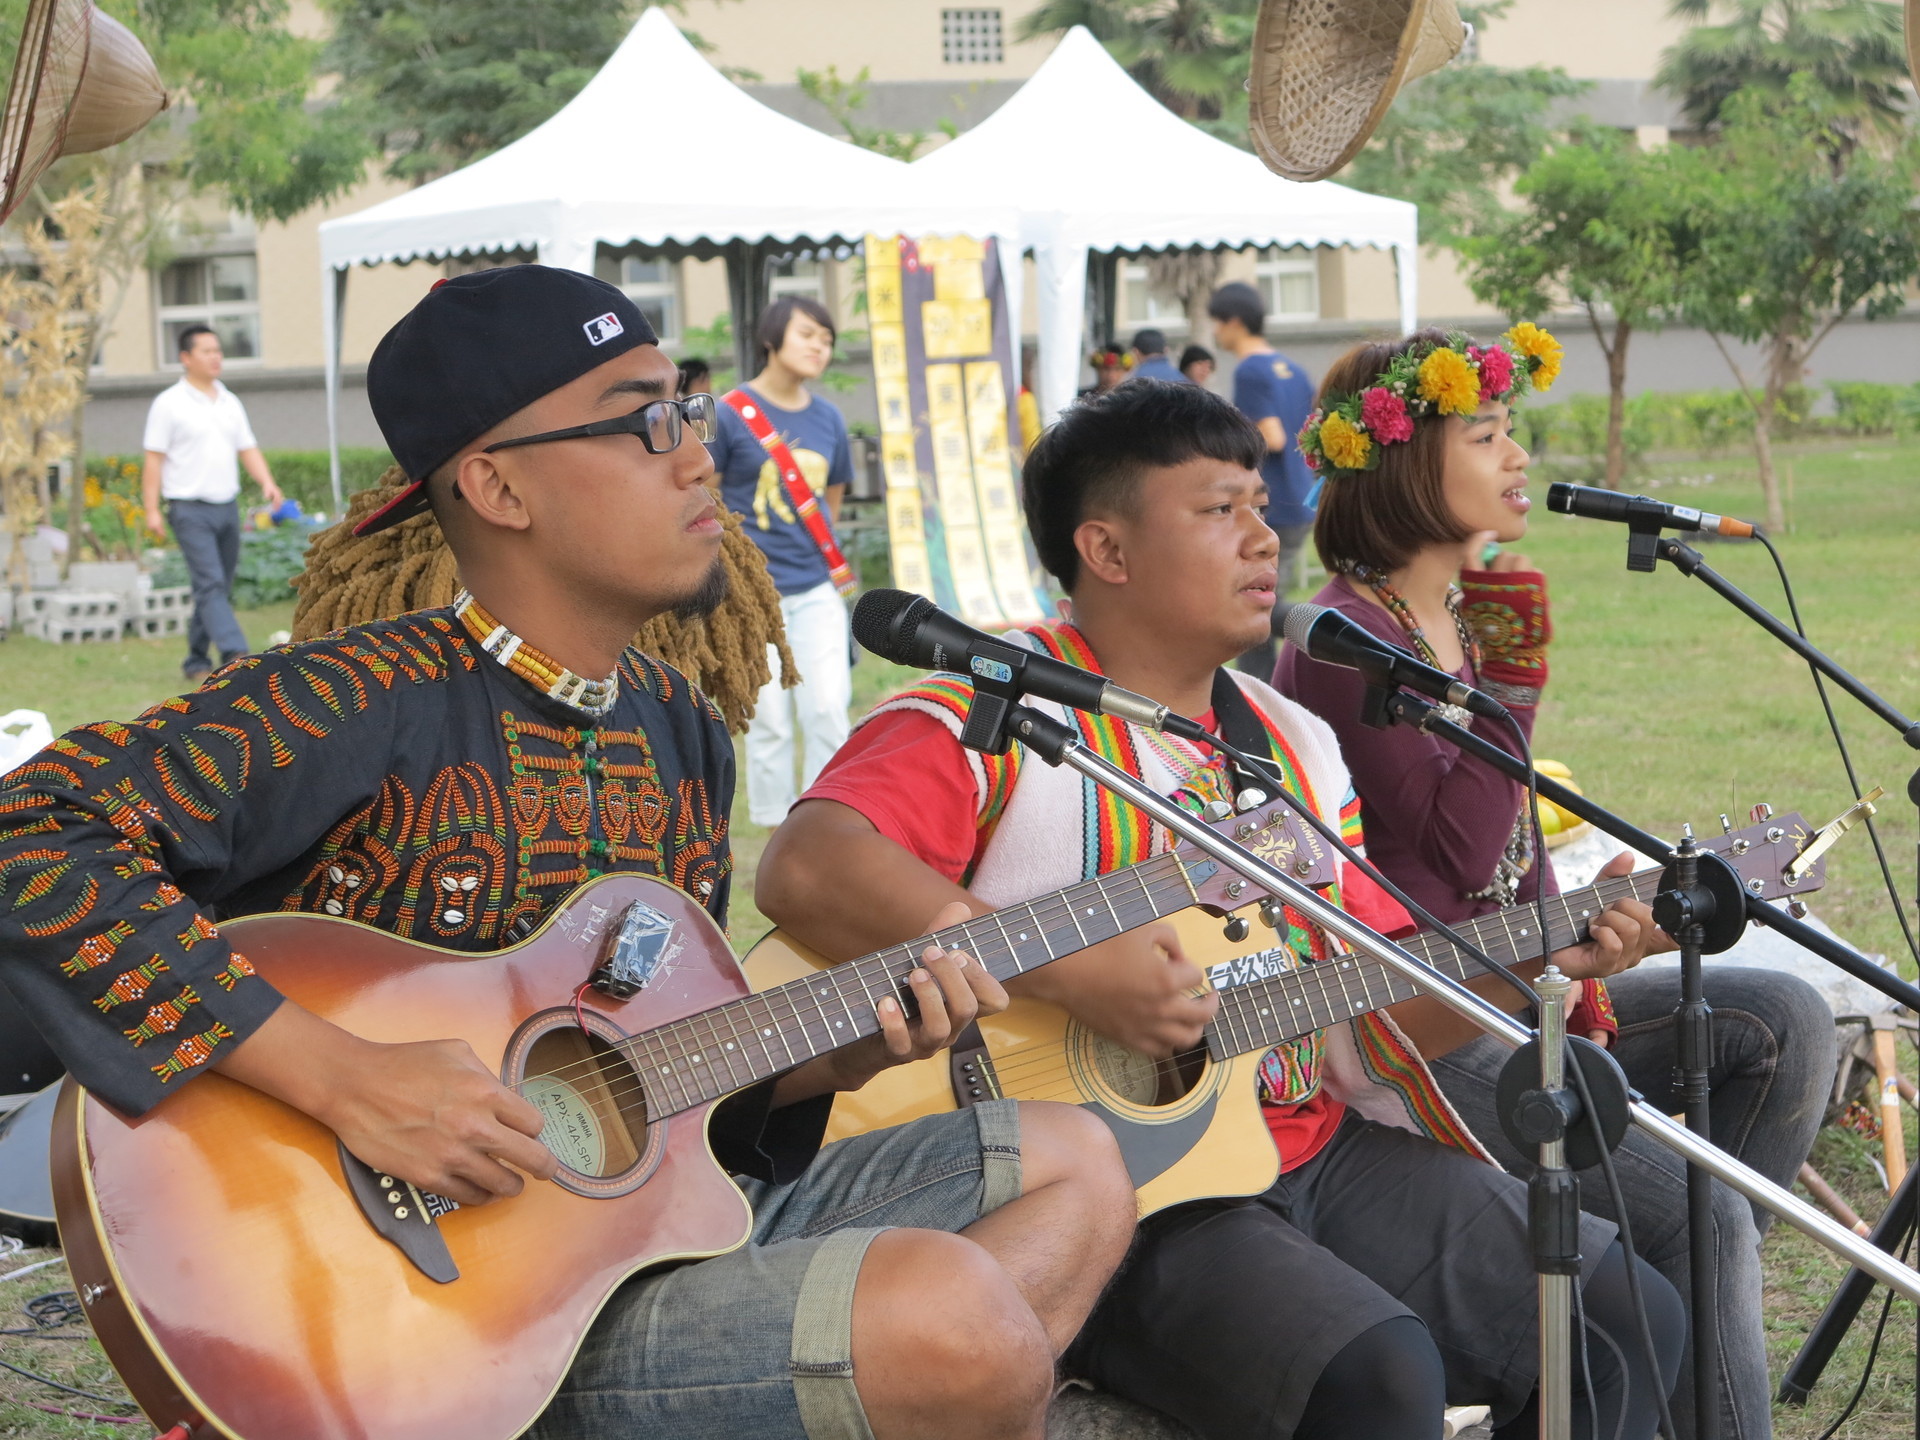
[1,438,1917,1435]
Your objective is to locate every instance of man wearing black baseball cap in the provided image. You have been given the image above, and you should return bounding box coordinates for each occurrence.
[0,266,1132,1439]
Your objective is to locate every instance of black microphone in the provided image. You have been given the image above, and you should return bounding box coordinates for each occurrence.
[1278,602,1510,720]
[1546,482,1757,538]
[853,589,1180,733]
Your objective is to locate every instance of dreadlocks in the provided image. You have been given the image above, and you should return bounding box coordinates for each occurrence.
[289,465,796,733]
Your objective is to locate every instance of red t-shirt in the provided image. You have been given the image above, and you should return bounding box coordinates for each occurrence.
[803,706,1418,1171]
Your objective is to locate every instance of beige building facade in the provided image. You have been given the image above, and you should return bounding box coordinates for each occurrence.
[74,0,1913,454]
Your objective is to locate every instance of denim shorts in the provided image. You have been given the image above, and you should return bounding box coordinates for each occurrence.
[529,1099,1023,1440]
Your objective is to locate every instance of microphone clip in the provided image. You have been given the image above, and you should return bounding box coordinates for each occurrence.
[956,640,1034,756]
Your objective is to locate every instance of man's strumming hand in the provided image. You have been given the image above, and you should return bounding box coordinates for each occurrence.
[216,1001,557,1207]
[1013,921,1219,1058]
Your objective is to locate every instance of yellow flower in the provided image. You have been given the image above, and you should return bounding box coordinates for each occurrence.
[1506,322,1563,391]
[83,476,104,508]
[1417,347,1481,415]
[1318,412,1373,470]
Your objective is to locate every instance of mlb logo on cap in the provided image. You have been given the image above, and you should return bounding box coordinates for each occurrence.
[583,312,626,346]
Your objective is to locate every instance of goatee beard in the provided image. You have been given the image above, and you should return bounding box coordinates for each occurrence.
[670,557,729,620]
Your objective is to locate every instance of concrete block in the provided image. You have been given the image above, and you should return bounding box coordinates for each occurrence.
[38,618,122,644]
[25,591,125,644]
[67,562,142,600]
[123,612,185,638]
[139,586,192,615]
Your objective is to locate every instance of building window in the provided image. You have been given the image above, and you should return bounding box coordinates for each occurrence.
[1256,249,1319,323]
[1118,261,1190,337]
[942,8,1003,64]
[156,254,261,366]
[768,256,827,305]
[615,256,681,346]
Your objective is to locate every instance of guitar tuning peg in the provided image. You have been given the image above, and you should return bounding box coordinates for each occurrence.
[1222,915,1251,942]
[1258,898,1287,929]
[1787,900,1809,920]
[1234,788,1270,814]
[1750,802,1773,823]
[1205,800,1234,822]
[1719,814,1733,835]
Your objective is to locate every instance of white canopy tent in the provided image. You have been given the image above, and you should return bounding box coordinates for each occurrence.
[315,7,1019,505]
[911,26,1421,420]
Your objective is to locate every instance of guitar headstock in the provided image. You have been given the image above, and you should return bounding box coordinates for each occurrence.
[1180,799,1340,914]
[1701,811,1825,901]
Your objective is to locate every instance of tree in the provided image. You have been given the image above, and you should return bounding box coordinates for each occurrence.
[1656,0,1909,148]
[3,0,378,560]
[1343,62,1590,250]
[1671,80,1920,528]
[320,0,719,183]
[1461,129,1689,488]
[795,64,943,162]
[1015,0,1258,144]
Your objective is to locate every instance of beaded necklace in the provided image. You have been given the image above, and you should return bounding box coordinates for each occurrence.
[454,590,620,717]
[1341,564,1532,906]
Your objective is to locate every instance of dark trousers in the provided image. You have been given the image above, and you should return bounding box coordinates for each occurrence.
[168,498,248,664]
[1431,965,1835,1439]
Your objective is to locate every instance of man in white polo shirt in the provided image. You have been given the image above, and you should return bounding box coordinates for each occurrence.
[143,325,285,679]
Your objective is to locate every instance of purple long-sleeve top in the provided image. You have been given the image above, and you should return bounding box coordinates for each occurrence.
[1275,576,1558,927]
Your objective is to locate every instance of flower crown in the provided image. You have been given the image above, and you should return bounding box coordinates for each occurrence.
[1298,324,1563,474]
[1089,348,1134,370]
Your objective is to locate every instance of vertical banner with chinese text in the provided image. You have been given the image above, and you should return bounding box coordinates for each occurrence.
[864,234,1044,628]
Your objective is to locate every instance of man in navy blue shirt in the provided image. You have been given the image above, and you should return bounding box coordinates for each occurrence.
[705,295,856,826]
[1129,328,1185,385]
[1208,281,1316,675]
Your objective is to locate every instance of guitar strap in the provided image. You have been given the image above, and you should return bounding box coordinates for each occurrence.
[722,388,857,595]
[1210,667,1278,796]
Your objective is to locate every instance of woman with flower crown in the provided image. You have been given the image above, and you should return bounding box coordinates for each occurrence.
[1278,326,1834,1440]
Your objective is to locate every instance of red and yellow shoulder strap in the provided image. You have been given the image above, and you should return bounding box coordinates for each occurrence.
[722,388,855,595]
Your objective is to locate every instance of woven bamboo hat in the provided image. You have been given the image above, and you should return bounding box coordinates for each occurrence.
[0,0,167,225]
[1249,0,1467,182]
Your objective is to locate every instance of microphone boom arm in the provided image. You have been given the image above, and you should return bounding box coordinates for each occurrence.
[997,702,1920,1304]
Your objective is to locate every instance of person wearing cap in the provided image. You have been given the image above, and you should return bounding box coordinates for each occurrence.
[1129,329,1185,385]
[0,266,1134,1440]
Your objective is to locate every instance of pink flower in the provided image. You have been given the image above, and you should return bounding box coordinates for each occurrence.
[1474,345,1515,400]
[1358,387,1414,445]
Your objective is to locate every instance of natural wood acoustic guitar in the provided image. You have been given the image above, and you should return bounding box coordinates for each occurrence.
[744,814,1824,1216]
[52,802,1320,1440]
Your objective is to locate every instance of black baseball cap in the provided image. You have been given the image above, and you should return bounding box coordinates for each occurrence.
[356,265,659,536]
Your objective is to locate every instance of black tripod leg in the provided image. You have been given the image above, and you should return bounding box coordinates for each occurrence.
[1778,1162,1920,1403]
[1689,1155,1721,1440]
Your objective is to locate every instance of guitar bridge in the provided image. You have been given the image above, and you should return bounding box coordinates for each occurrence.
[339,1143,460,1283]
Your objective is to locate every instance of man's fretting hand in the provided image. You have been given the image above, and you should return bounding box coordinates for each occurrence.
[216,1002,557,1207]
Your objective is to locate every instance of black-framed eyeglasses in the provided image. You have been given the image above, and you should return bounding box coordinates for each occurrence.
[483,392,719,457]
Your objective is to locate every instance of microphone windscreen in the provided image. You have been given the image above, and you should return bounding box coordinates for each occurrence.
[852,588,927,665]
[1278,602,1328,653]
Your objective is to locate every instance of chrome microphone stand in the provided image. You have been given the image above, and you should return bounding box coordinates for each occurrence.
[983,700,1920,1437]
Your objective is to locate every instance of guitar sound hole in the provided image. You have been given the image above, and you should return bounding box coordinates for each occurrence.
[521,1029,649,1180]
[1088,1035,1207,1107]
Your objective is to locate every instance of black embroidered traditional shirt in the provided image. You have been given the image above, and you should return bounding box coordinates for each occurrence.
[0,609,742,1124]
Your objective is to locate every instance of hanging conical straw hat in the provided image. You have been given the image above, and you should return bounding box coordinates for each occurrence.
[0,0,166,226]
[1907,0,1919,89]
[1248,0,1467,183]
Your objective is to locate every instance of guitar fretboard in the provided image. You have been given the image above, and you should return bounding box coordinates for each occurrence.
[1205,870,1659,1063]
[617,849,1215,1119]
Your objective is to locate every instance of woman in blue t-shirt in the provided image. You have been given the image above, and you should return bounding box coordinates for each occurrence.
[706,295,855,827]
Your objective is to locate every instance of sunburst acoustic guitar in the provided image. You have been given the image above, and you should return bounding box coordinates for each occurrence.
[744,812,1824,1216]
[52,803,1319,1440]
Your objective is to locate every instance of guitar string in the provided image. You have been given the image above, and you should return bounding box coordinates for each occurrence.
[508,851,1702,1129]
[515,865,1656,1125]
[503,853,1191,1097]
[510,866,1198,1115]
[958,870,1657,1090]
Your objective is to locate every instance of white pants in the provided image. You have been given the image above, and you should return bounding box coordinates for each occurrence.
[746,579,852,827]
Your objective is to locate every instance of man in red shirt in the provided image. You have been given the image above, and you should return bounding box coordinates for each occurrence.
[759,381,1682,1440]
